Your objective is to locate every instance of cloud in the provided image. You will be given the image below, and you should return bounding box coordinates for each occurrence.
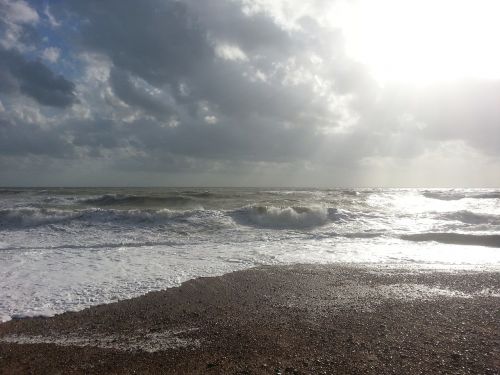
[58,0,355,163]
[0,0,38,25]
[0,113,72,157]
[0,46,76,107]
[68,0,212,88]
[43,4,59,28]
[367,81,500,156]
[108,67,175,119]
[0,0,38,49]
[41,46,60,63]
[0,0,499,186]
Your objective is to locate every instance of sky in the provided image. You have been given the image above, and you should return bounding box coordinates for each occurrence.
[0,0,499,187]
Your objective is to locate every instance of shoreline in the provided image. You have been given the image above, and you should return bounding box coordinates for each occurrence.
[2,262,498,325]
[1,264,499,374]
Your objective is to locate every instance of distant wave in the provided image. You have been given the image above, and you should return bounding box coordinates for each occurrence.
[81,194,200,208]
[402,233,500,248]
[180,191,214,198]
[475,192,500,199]
[0,189,25,195]
[423,190,500,201]
[0,207,190,229]
[231,205,349,229]
[341,232,384,239]
[342,190,360,196]
[439,210,500,225]
[422,191,466,201]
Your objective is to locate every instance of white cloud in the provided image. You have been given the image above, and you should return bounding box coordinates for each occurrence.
[214,43,248,61]
[41,47,60,63]
[0,0,38,50]
[204,115,218,124]
[0,0,38,24]
[44,5,60,28]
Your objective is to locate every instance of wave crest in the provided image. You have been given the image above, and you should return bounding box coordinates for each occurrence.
[0,208,76,228]
[231,205,347,229]
[0,208,187,229]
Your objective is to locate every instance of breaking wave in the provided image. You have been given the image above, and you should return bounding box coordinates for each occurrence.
[231,205,349,229]
[0,208,190,229]
[0,205,350,230]
[401,233,500,248]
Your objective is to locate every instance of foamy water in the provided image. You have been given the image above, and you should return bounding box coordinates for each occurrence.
[1,187,499,321]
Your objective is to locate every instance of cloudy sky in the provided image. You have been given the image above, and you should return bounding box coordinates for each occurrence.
[1,0,499,187]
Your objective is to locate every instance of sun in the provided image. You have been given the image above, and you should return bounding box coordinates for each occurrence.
[334,0,500,85]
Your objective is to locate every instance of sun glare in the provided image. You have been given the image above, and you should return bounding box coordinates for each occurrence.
[336,0,500,85]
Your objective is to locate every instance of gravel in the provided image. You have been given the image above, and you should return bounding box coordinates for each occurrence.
[0,264,499,374]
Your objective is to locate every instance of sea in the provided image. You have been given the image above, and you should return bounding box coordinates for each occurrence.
[1,187,499,322]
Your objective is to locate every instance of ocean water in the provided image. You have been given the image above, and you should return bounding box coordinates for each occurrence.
[1,187,499,322]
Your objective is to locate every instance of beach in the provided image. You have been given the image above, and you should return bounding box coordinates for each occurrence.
[2,0,500,372]
[1,264,498,374]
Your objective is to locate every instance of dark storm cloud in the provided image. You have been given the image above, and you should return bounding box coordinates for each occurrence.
[68,119,124,152]
[68,0,211,88]
[185,0,295,56]
[60,0,347,165]
[129,116,317,163]
[68,0,326,122]
[60,0,500,165]
[0,47,76,107]
[109,67,175,119]
[0,114,72,157]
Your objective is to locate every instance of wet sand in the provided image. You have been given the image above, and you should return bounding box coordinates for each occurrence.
[0,264,499,374]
